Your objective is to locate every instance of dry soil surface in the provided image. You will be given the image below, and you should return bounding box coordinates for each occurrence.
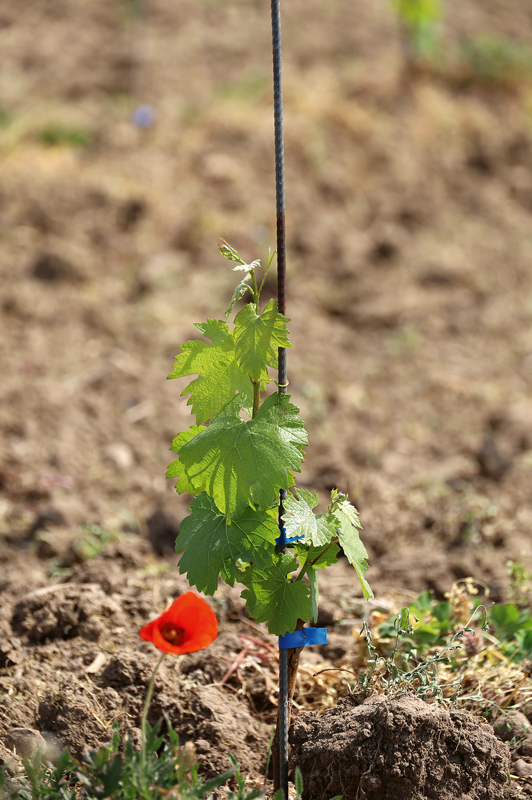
[3,0,532,797]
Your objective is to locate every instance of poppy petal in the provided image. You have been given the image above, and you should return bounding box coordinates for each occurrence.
[139,592,218,655]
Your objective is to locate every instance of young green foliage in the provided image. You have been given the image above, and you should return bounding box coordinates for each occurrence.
[166,426,206,494]
[168,242,372,635]
[177,393,307,521]
[241,552,312,635]
[177,493,279,594]
[234,299,293,381]
[392,0,442,61]
[333,506,372,600]
[283,488,337,547]
[167,320,256,424]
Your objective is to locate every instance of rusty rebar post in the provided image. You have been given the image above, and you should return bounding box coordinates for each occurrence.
[271,0,289,797]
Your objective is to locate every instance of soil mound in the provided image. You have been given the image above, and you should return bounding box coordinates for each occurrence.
[290,693,509,800]
[11,584,125,643]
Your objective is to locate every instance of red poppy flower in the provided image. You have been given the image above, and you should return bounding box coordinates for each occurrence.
[139,592,218,655]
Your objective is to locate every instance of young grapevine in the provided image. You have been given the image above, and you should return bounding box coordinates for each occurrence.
[167,241,373,636]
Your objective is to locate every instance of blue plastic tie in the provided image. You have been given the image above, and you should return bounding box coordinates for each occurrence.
[275,533,304,546]
[278,627,327,649]
[275,526,304,547]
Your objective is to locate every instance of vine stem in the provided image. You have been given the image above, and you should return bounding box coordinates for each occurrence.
[141,652,166,766]
[297,540,337,581]
[272,622,304,795]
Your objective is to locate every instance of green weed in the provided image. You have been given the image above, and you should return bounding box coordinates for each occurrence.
[460,34,532,84]
[489,604,532,663]
[0,108,11,129]
[392,0,443,62]
[358,601,488,702]
[73,524,121,562]
[37,125,94,148]
[375,586,532,670]
[0,720,237,800]
[0,724,324,800]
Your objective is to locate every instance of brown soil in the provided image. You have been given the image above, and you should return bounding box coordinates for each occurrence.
[0,541,274,790]
[3,0,532,797]
[290,693,510,800]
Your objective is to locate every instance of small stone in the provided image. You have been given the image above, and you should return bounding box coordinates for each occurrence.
[5,728,46,762]
[0,637,23,667]
[476,434,511,481]
[492,710,530,742]
[79,618,105,642]
[513,759,532,777]
[104,442,134,470]
[517,736,532,758]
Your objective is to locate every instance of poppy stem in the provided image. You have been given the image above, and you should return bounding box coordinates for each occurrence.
[141,652,166,765]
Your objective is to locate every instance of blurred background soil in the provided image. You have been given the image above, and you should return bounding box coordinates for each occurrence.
[3,0,532,790]
[2,0,532,597]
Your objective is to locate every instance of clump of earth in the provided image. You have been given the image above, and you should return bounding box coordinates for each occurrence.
[290,693,510,800]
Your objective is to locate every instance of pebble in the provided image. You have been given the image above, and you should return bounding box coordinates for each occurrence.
[492,710,530,742]
[104,442,134,470]
[513,759,532,777]
[4,728,46,762]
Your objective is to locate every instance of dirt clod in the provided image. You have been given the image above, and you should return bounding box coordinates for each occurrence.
[513,759,532,778]
[5,728,46,762]
[11,584,125,643]
[30,253,83,283]
[492,711,531,743]
[290,693,510,800]
[146,508,181,556]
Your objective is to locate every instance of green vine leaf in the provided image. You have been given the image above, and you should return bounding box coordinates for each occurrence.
[167,319,256,424]
[218,238,260,271]
[234,299,293,381]
[176,493,278,595]
[310,542,340,569]
[241,552,311,635]
[333,508,373,599]
[335,495,362,531]
[231,259,260,272]
[226,274,253,320]
[282,488,338,547]
[178,393,307,521]
[166,426,206,494]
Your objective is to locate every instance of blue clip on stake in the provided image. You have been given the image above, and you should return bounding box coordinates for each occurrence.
[278,627,327,649]
[275,526,304,547]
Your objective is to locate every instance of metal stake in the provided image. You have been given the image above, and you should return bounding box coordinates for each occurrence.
[271,0,286,330]
[271,0,289,797]
[277,648,289,796]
